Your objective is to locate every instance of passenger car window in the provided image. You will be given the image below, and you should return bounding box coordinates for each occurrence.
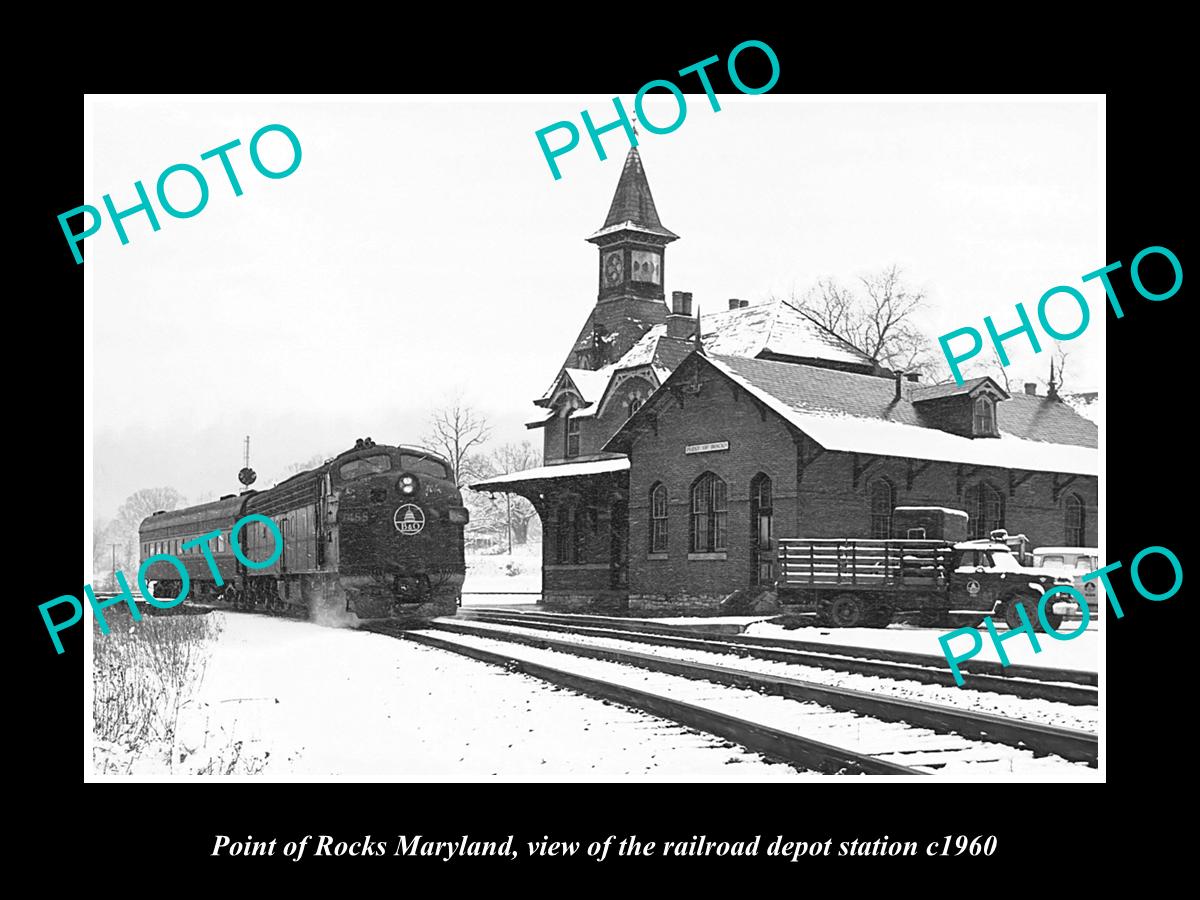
[1041,555,1064,567]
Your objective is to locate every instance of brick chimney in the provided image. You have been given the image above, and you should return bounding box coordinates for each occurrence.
[894,371,904,402]
[667,291,695,340]
[1024,382,1038,396]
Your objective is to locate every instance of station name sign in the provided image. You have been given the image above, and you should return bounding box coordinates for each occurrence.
[685,441,730,455]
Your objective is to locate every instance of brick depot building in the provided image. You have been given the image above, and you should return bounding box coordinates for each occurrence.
[473,147,1098,612]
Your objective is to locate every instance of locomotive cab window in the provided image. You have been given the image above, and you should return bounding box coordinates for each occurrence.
[399,454,450,479]
[339,454,392,481]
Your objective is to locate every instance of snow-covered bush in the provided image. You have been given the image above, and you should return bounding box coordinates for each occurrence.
[93,610,242,774]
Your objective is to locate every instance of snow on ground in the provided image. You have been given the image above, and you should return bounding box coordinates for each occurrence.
[743,622,1099,673]
[446,619,1098,733]
[162,612,816,780]
[424,628,1094,779]
[627,615,772,627]
[462,544,541,603]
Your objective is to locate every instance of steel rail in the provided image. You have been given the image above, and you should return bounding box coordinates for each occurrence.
[461,611,1098,706]
[425,620,1098,766]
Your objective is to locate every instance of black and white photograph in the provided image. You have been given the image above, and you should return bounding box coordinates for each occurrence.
[77,93,1111,783]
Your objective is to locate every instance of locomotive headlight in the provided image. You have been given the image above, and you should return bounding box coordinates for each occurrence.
[400,475,417,495]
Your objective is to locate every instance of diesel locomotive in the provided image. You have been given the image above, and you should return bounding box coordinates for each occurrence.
[138,439,469,622]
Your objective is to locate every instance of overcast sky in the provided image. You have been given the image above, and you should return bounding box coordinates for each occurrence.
[88,96,1102,520]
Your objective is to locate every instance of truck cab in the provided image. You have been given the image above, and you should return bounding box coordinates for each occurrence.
[951,540,1073,630]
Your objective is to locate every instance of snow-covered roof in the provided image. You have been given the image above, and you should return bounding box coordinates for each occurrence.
[608,352,1097,476]
[703,355,1097,476]
[542,300,875,419]
[1062,392,1099,425]
[524,408,556,428]
[911,377,1008,402]
[587,221,678,240]
[471,457,630,490]
[539,366,620,419]
[562,367,611,404]
[699,300,874,368]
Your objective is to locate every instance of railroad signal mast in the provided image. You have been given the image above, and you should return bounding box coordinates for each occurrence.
[238,434,257,492]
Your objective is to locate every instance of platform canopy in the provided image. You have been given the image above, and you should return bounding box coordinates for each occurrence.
[471,457,630,492]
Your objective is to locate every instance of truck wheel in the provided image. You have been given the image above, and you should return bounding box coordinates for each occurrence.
[824,594,867,628]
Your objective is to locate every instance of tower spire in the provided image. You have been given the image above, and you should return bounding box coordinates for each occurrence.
[592,146,678,239]
[570,144,681,372]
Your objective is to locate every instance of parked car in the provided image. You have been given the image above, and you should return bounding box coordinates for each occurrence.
[1031,546,1100,615]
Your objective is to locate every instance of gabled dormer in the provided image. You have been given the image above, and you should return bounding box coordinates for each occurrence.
[531,367,620,462]
[910,376,1009,438]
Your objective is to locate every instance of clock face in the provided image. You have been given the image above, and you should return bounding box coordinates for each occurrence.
[604,251,623,286]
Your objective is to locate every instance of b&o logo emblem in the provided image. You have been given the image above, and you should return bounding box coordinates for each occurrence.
[394,504,425,535]
[966,579,981,596]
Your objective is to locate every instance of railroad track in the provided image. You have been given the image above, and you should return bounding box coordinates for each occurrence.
[458,609,1098,706]
[362,618,1097,777]
[104,594,1096,775]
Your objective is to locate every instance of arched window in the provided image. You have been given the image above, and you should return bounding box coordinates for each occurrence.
[649,483,669,553]
[973,396,996,436]
[750,474,774,584]
[690,472,728,553]
[628,396,643,419]
[555,506,572,564]
[965,481,1005,539]
[869,478,895,539]
[573,507,589,564]
[1065,493,1086,545]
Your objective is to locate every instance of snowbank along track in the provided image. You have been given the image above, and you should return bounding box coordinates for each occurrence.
[459,608,1098,706]
[363,619,1097,775]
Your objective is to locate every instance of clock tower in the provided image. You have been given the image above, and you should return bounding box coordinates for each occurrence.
[562,147,679,371]
[588,146,678,305]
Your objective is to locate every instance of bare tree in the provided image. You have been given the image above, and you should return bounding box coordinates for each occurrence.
[485,441,542,551]
[987,347,1013,393]
[425,396,492,487]
[280,452,333,480]
[97,487,185,582]
[92,517,118,588]
[926,336,1078,404]
[786,265,936,376]
[929,345,1014,392]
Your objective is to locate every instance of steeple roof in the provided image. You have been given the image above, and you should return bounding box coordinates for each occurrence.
[587,147,679,241]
